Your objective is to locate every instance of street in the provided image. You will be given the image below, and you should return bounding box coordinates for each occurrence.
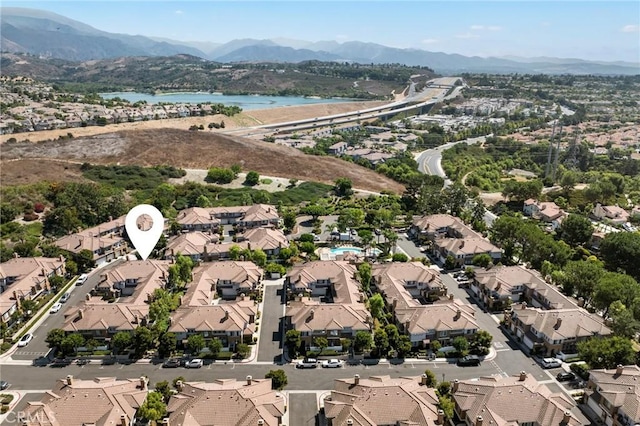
[256,280,286,363]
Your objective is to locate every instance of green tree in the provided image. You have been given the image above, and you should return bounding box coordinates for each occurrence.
[472,254,492,268]
[437,381,451,397]
[48,275,65,291]
[385,324,400,350]
[357,262,372,292]
[137,391,167,423]
[251,249,267,267]
[236,343,251,359]
[558,214,593,246]
[368,293,385,320]
[61,333,85,356]
[600,232,640,281]
[392,253,409,262]
[187,334,205,354]
[609,301,640,339]
[208,338,223,358]
[158,332,177,359]
[577,336,635,369]
[133,326,155,358]
[45,328,66,349]
[559,259,605,304]
[353,331,373,352]
[285,329,302,358]
[374,328,390,357]
[75,249,95,273]
[334,177,353,197]
[155,381,173,403]
[206,167,235,184]
[244,171,260,186]
[111,331,133,355]
[195,194,211,208]
[438,395,455,420]
[593,272,640,318]
[281,208,297,231]
[313,336,329,353]
[396,335,412,357]
[265,369,288,390]
[452,336,469,356]
[150,183,176,212]
[337,208,365,230]
[423,369,438,387]
[229,245,242,261]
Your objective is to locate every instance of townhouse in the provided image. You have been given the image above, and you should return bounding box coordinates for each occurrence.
[409,214,501,267]
[21,375,148,426]
[504,302,611,356]
[175,207,221,232]
[188,261,263,300]
[166,377,285,426]
[585,364,640,426]
[523,199,567,230]
[372,262,478,348]
[0,256,66,324]
[92,259,171,303]
[62,302,150,339]
[472,265,578,312]
[451,372,585,426]
[285,261,371,350]
[324,375,443,426]
[54,216,128,265]
[175,205,281,232]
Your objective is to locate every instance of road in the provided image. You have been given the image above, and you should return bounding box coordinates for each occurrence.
[257,281,286,363]
[415,135,490,185]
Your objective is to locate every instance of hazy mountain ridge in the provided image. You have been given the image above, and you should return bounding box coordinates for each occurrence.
[2,7,638,75]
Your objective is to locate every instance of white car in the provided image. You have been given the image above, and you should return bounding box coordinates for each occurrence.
[76,274,88,285]
[541,357,562,369]
[321,359,343,368]
[49,302,63,314]
[185,358,203,369]
[17,333,33,347]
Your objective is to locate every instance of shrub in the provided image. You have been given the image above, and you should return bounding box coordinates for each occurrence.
[23,212,39,221]
[570,363,590,380]
[33,203,45,213]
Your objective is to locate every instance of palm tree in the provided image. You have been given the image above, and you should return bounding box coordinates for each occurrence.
[382,230,398,255]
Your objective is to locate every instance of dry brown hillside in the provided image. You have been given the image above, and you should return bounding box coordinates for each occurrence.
[0,129,405,194]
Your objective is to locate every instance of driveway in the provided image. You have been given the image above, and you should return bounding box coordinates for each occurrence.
[288,393,319,426]
[257,279,286,363]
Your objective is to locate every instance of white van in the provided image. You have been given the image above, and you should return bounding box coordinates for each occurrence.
[541,357,562,368]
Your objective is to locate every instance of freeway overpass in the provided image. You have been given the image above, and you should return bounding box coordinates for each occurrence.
[225,77,463,138]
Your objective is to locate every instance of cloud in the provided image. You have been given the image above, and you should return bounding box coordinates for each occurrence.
[621,25,639,33]
[175,10,184,15]
[456,32,480,39]
[470,25,502,31]
[421,38,439,44]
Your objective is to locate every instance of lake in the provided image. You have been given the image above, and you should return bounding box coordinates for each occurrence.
[99,92,355,110]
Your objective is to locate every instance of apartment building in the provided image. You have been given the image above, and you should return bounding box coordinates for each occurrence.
[585,364,640,426]
[324,375,443,426]
[62,302,149,339]
[166,377,285,426]
[54,216,128,265]
[21,375,148,426]
[0,256,66,324]
[189,261,262,300]
[92,259,171,303]
[451,372,584,425]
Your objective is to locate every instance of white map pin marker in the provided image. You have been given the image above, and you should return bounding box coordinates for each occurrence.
[125,204,164,261]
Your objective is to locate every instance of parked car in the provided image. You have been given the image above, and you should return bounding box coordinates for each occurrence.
[60,293,71,303]
[296,358,318,369]
[556,372,576,382]
[457,355,481,366]
[185,358,203,369]
[18,333,33,347]
[0,381,9,390]
[76,274,88,285]
[49,302,63,314]
[321,359,343,368]
[50,358,72,367]
[163,358,181,368]
[541,357,562,369]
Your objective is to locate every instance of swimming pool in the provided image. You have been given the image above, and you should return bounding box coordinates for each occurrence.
[330,247,381,256]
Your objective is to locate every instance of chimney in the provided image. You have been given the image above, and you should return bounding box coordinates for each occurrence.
[140,376,147,390]
[405,321,411,332]
[258,420,264,426]
[59,254,64,262]
[476,416,483,426]
[309,309,315,320]
[421,374,428,386]
[563,411,572,424]
[449,294,454,301]
[455,309,461,320]
[453,379,459,392]
[120,415,129,426]
[459,240,465,249]
[162,419,170,426]
[519,371,527,381]
[297,293,303,302]
[521,302,527,309]
[176,380,184,391]
[247,375,253,386]
[66,375,74,386]
[392,298,397,310]
[555,317,562,329]
[12,291,19,307]
[223,310,229,320]
[77,309,84,319]
[41,268,46,277]
[85,294,90,301]
[347,421,353,426]
[351,374,359,385]
[616,364,624,375]
[437,409,445,425]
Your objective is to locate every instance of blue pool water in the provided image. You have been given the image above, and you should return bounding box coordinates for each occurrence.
[330,247,381,255]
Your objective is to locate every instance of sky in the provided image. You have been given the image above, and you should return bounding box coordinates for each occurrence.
[3,1,640,62]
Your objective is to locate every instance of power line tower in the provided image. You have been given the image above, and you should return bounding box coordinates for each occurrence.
[564,130,580,170]
[545,121,557,179]
[551,124,563,182]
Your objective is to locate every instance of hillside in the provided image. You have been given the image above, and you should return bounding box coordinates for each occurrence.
[0,129,405,194]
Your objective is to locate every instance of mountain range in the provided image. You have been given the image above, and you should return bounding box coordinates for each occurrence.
[2,7,639,76]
